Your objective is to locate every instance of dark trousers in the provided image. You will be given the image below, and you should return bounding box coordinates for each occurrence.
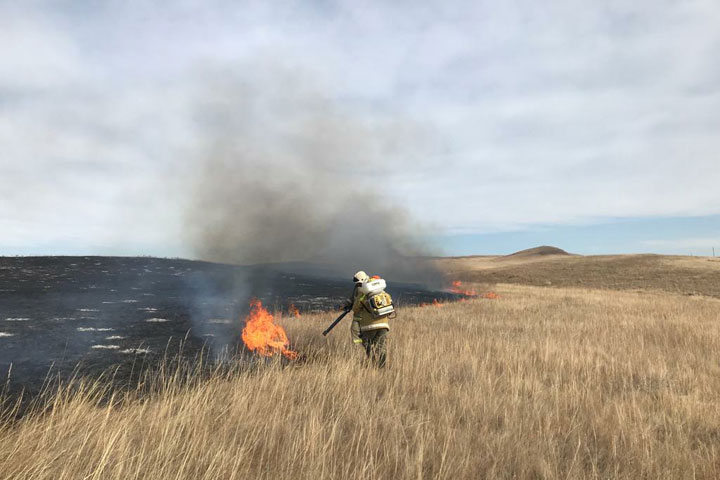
[360,328,388,368]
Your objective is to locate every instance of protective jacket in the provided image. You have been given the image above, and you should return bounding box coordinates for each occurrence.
[351,284,390,332]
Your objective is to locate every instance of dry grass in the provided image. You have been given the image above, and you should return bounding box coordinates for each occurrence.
[435,254,720,298]
[2,284,720,479]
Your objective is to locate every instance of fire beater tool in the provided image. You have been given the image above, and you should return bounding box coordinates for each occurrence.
[322,307,352,336]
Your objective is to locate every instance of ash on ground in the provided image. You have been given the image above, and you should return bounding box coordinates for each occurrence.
[0,256,457,403]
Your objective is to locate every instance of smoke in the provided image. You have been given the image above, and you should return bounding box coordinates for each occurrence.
[183,64,442,284]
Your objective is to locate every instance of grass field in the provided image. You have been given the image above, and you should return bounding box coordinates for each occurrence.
[2,277,720,479]
[434,251,720,298]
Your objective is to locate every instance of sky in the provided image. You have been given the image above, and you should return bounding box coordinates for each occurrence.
[1,0,719,258]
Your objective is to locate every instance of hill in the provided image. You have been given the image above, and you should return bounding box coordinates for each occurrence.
[506,245,570,257]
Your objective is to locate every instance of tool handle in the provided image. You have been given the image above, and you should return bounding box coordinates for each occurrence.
[322,308,351,336]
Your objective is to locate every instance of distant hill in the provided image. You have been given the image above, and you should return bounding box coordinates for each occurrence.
[506,246,570,257]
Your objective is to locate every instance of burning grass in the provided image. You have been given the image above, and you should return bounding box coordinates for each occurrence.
[2,284,720,479]
[241,298,297,360]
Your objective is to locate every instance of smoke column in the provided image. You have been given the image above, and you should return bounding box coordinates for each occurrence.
[183,65,441,284]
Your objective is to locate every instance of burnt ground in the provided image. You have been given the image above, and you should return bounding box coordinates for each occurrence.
[0,256,456,404]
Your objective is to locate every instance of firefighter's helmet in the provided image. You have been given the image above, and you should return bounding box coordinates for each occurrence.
[352,271,369,284]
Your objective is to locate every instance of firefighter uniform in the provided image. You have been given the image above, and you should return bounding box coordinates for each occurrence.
[349,271,390,368]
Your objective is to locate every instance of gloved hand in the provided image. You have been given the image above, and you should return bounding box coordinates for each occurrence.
[342,299,353,310]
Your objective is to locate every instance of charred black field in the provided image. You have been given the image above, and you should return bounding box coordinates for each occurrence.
[0,256,456,403]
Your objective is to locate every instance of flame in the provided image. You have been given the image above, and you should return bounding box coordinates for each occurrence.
[420,299,444,308]
[449,280,478,297]
[241,298,297,360]
[448,281,499,300]
[288,303,301,318]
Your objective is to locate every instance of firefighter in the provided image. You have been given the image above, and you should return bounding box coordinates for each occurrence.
[345,270,390,368]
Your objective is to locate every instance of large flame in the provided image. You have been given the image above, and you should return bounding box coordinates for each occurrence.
[241,298,297,360]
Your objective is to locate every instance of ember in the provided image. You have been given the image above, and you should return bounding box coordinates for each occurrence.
[420,298,444,308]
[241,298,297,360]
[288,303,301,318]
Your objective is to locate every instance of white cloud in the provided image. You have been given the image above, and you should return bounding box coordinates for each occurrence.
[1,0,720,254]
[0,5,84,89]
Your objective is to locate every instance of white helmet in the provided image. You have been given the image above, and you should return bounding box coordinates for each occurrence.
[352,270,369,283]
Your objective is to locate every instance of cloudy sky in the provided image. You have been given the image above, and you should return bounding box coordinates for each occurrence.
[2,0,719,258]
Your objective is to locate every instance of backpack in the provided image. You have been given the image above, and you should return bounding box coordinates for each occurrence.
[366,290,395,318]
[359,278,395,318]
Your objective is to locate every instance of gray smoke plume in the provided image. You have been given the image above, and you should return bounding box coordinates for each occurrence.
[183,65,442,285]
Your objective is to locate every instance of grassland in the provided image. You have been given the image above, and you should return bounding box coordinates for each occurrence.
[435,252,720,298]
[2,274,720,479]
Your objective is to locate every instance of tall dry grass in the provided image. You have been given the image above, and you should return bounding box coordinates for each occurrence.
[2,284,720,479]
